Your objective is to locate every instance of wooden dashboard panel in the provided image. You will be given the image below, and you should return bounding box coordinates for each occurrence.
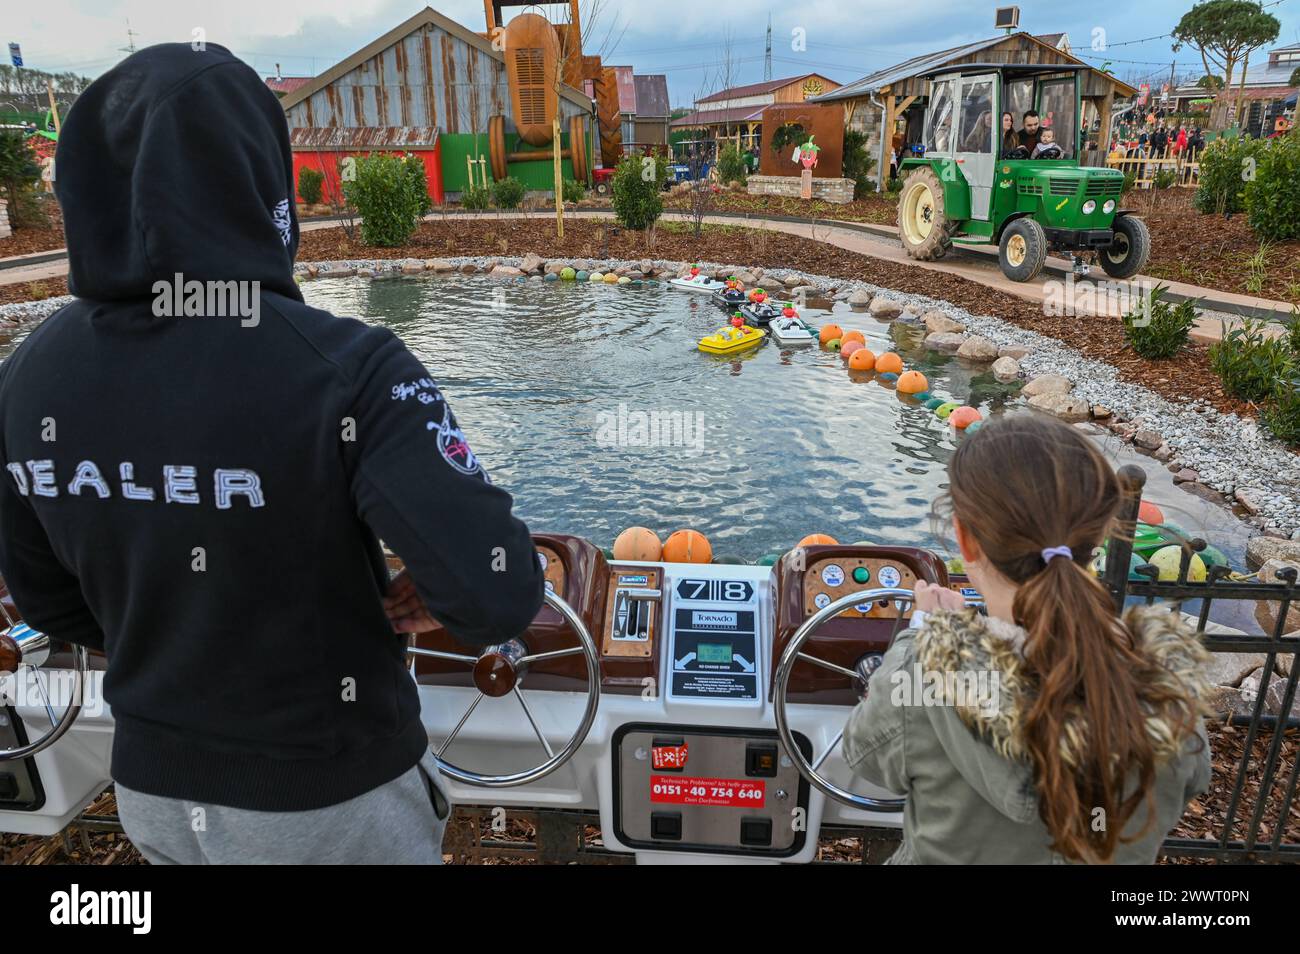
[772,545,948,705]
[536,545,567,597]
[802,556,918,619]
[600,565,660,659]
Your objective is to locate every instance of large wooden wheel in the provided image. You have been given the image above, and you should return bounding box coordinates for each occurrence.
[593,67,623,169]
[568,115,588,183]
[488,114,508,182]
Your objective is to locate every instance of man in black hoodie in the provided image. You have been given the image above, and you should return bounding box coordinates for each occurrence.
[0,44,544,863]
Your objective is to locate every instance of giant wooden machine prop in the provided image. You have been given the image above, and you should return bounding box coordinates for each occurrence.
[0,531,990,862]
[480,0,624,184]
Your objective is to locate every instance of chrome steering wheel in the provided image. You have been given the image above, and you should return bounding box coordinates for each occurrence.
[406,588,600,788]
[0,616,88,761]
[773,586,919,812]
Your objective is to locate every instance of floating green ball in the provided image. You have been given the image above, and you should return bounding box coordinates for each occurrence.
[714,554,746,565]
[964,420,983,434]
[1199,544,1229,569]
[575,270,589,281]
[589,272,605,282]
[560,267,576,280]
[911,391,930,402]
[827,338,841,350]
[935,401,959,419]
[757,552,784,566]
[1149,545,1207,582]
[924,397,947,410]
[880,371,898,382]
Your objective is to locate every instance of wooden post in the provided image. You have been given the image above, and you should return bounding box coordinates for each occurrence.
[45,79,61,135]
[553,114,563,239]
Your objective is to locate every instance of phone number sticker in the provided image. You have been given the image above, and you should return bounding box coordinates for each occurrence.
[649,775,766,807]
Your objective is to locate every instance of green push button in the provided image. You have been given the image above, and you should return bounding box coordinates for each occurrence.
[852,567,870,584]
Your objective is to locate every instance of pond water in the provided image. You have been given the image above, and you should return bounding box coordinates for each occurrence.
[299,275,1255,573]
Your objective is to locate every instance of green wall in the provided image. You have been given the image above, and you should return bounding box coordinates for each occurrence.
[440,127,593,193]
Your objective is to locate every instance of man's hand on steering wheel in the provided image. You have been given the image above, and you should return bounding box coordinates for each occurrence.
[385,570,438,634]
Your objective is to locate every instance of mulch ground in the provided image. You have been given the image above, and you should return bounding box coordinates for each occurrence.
[0,199,64,258]
[3,720,1289,864]
[298,216,1255,418]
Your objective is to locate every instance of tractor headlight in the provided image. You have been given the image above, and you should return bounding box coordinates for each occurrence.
[1082,200,1097,215]
[1103,199,1116,214]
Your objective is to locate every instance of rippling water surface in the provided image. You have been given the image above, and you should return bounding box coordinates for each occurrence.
[302,275,1251,567]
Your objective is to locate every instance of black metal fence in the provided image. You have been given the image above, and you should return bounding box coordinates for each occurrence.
[1104,465,1299,862]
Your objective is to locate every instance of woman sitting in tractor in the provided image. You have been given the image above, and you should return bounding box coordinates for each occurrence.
[842,414,1211,864]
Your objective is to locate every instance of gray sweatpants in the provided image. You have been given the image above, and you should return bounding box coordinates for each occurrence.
[115,750,451,864]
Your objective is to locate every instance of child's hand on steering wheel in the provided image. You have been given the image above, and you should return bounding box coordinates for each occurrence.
[912,579,966,614]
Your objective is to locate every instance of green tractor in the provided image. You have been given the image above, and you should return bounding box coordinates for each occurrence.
[897,63,1149,282]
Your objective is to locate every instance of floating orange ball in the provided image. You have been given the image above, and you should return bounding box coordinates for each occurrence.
[896,369,929,394]
[841,330,866,346]
[875,352,903,374]
[1138,501,1165,525]
[613,526,663,562]
[848,348,876,371]
[819,324,844,346]
[662,529,713,564]
[798,533,839,547]
[840,340,864,360]
[948,406,982,429]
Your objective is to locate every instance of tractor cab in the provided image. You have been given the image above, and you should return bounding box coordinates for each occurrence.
[898,63,1149,283]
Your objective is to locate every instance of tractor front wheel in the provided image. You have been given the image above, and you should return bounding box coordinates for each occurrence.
[998,218,1048,283]
[1099,215,1151,280]
[898,167,952,261]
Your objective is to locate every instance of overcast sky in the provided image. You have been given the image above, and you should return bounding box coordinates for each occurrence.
[9,0,1300,104]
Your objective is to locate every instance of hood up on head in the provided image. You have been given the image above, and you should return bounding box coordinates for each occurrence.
[55,42,302,303]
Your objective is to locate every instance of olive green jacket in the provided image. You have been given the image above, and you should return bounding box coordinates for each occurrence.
[843,607,1212,864]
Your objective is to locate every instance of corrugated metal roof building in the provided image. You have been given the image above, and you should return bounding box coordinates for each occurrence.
[279,6,594,200]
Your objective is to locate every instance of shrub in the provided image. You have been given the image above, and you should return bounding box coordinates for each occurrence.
[297,166,324,204]
[716,144,748,186]
[1193,136,1262,215]
[491,175,526,209]
[1152,168,1178,190]
[1122,286,1198,359]
[1261,373,1300,445]
[0,132,44,228]
[1245,133,1300,241]
[1121,170,1137,195]
[343,153,431,247]
[842,129,876,199]
[462,184,491,210]
[561,178,585,203]
[886,177,904,194]
[611,153,668,229]
[1208,318,1295,402]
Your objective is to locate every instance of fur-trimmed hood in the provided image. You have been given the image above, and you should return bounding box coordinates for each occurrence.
[914,606,1211,771]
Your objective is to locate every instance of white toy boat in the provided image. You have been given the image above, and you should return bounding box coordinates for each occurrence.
[770,315,816,345]
[669,272,727,294]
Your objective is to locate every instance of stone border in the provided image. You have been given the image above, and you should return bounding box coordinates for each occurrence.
[2,254,1298,546]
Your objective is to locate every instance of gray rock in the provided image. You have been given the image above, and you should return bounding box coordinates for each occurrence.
[868,296,903,319]
[991,356,1020,383]
[1173,468,1199,484]
[998,345,1031,360]
[1022,374,1072,397]
[1246,536,1300,568]
[923,310,965,334]
[957,335,999,361]
[1027,392,1090,422]
[490,265,523,277]
[847,288,873,309]
[519,253,544,274]
[425,259,455,273]
[924,332,967,354]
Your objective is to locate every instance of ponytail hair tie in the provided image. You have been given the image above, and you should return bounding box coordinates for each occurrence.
[1040,545,1073,564]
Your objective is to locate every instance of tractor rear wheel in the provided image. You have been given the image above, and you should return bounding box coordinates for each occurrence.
[998,218,1048,282]
[898,167,952,261]
[1099,215,1151,279]
[593,68,624,169]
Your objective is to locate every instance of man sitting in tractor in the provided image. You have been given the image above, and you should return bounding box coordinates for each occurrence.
[1016,110,1043,152]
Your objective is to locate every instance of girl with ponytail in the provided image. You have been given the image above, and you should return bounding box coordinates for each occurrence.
[843,413,1211,864]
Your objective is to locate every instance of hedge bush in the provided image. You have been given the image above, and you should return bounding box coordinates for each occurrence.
[1261,374,1300,445]
[611,154,668,229]
[1245,133,1300,241]
[461,184,491,210]
[344,153,431,247]
[491,176,526,209]
[842,129,876,199]
[1193,136,1262,216]
[297,166,324,204]
[1208,317,1294,402]
[561,178,585,203]
[1121,286,1197,359]
[716,145,748,185]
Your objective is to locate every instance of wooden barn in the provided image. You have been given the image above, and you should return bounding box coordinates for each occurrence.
[809,31,1136,189]
[279,5,595,203]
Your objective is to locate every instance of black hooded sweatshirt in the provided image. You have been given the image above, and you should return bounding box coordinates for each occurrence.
[0,44,544,811]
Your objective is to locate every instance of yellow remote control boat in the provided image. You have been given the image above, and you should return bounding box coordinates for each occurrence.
[698,319,767,355]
